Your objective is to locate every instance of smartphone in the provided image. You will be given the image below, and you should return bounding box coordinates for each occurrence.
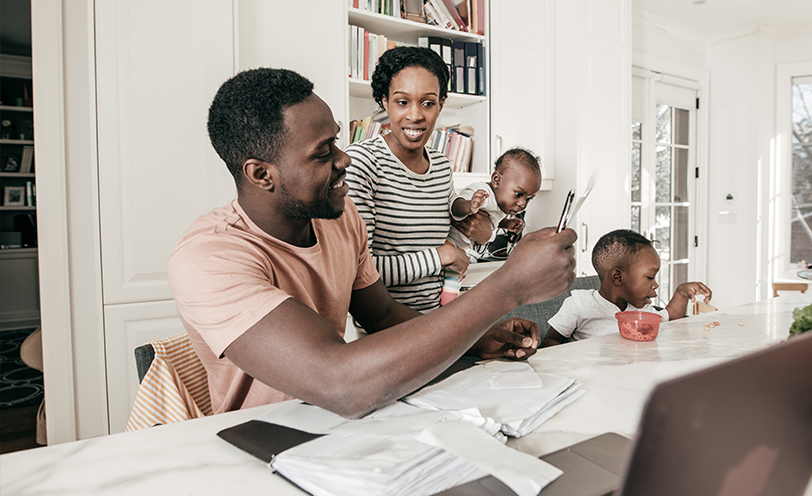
[556,190,575,233]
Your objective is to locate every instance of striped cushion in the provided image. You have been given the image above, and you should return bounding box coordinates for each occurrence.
[126,333,212,431]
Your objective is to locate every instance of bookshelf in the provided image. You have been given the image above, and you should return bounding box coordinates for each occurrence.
[0,55,37,251]
[345,3,491,187]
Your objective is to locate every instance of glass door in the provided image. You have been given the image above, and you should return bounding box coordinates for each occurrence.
[632,75,698,308]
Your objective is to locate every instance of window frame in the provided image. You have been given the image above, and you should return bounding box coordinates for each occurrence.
[773,62,812,285]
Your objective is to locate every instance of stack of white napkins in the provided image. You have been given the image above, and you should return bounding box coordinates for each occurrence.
[404,361,586,437]
[257,401,563,496]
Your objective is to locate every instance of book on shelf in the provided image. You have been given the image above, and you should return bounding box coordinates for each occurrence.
[25,181,35,207]
[19,145,34,174]
[349,109,390,144]
[428,124,474,173]
[350,26,400,81]
[472,0,485,35]
[441,0,469,31]
[353,0,402,18]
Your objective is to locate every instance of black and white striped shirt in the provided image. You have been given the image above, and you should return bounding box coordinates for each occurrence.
[346,136,455,312]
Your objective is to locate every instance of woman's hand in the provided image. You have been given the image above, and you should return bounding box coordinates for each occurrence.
[437,242,470,278]
[452,210,493,245]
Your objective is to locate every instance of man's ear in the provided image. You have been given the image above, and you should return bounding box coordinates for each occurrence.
[610,267,623,286]
[491,170,502,189]
[242,159,275,191]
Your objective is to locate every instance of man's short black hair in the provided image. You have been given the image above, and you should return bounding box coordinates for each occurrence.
[592,229,653,279]
[494,147,542,179]
[207,68,314,185]
[371,46,448,110]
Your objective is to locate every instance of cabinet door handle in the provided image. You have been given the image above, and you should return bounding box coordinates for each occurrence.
[496,135,503,159]
[581,222,588,253]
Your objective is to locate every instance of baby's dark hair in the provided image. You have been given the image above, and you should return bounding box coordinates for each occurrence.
[371,46,449,110]
[495,147,542,179]
[207,68,314,186]
[592,229,653,280]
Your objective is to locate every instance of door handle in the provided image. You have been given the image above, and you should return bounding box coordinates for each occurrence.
[581,223,588,253]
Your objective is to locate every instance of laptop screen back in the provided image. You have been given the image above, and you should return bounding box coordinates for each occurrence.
[617,332,812,496]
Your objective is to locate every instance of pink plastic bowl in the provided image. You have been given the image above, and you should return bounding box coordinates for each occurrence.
[615,311,663,341]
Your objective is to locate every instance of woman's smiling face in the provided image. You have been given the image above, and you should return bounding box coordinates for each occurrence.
[382,66,444,157]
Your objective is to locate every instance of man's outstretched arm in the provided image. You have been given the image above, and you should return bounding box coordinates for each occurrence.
[225,228,577,419]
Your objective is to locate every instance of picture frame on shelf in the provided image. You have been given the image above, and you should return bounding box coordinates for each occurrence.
[3,185,25,206]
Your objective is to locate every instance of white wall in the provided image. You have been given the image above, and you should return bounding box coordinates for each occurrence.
[705,34,773,308]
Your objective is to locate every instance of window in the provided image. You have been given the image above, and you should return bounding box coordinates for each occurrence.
[791,76,812,264]
[632,72,699,307]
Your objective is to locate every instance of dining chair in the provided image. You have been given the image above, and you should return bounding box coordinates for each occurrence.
[502,275,601,337]
[126,333,212,431]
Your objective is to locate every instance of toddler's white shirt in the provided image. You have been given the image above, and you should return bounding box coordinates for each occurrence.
[547,289,670,341]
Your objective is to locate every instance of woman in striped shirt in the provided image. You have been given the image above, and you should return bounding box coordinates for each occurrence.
[346,47,490,312]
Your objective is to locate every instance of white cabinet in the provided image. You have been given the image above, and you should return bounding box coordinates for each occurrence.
[94,0,236,305]
[534,0,631,272]
[104,301,186,433]
[93,0,236,433]
[236,0,347,119]
[489,0,555,191]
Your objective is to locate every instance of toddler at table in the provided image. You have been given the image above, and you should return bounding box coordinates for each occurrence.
[441,148,542,305]
[542,229,712,346]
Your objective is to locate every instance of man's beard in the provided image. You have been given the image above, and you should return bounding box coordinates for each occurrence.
[279,181,344,220]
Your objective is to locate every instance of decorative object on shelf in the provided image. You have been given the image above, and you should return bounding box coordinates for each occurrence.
[1,119,16,139]
[19,120,33,141]
[3,185,25,206]
[3,153,20,172]
[402,0,425,23]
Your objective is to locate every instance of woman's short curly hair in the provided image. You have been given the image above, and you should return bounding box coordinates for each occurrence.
[371,46,449,110]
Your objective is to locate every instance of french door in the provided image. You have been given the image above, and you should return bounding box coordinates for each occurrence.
[632,71,699,308]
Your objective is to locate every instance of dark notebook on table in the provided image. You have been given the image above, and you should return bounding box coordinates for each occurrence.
[219,333,812,496]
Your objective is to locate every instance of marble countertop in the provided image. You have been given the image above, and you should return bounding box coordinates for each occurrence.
[2,294,811,495]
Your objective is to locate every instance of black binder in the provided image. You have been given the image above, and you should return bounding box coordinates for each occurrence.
[476,42,486,95]
[453,40,466,94]
[464,42,479,95]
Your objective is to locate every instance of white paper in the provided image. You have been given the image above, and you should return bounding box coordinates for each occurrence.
[417,420,563,496]
[485,361,543,389]
[254,401,349,434]
[566,166,602,225]
[404,364,583,437]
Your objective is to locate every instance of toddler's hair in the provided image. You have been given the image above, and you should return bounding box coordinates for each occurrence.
[592,229,653,279]
[494,147,541,178]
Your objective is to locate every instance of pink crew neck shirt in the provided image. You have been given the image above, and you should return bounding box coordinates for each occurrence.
[168,197,379,413]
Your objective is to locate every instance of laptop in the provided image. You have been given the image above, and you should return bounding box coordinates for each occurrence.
[437,331,812,496]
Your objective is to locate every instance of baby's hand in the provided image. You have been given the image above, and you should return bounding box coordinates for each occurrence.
[676,282,712,303]
[499,217,525,233]
[468,189,489,214]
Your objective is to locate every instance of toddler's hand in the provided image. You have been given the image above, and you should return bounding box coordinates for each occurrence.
[676,282,712,303]
[468,189,488,214]
[500,217,525,233]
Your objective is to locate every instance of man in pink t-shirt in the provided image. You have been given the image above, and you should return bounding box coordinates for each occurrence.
[168,68,578,418]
